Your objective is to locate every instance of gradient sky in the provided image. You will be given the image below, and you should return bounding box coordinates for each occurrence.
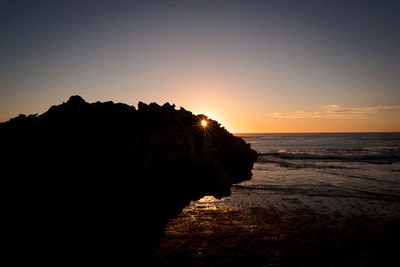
[1,0,399,132]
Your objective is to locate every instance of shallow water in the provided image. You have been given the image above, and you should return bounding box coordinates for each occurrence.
[156,133,400,265]
[203,133,400,216]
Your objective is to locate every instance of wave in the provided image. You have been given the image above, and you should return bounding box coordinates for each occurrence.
[256,158,350,169]
[259,151,400,163]
[233,184,400,202]
[320,169,400,185]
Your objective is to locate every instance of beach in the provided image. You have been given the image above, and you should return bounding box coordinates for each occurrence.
[156,193,399,266]
[156,133,400,266]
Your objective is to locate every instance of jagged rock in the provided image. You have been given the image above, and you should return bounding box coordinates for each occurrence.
[1,96,257,264]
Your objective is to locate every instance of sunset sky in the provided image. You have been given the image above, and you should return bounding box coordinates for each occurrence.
[1,0,399,132]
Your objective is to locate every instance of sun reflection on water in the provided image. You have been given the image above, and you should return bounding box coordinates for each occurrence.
[198,195,218,202]
[186,195,226,211]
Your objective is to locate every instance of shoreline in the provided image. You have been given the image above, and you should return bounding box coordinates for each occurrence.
[155,200,400,266]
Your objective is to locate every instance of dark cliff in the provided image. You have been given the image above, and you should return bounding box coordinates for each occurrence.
[1,96,257,264]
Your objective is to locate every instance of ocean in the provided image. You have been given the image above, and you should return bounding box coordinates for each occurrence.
[233,133,400,214]
[156,133,400,265]
[186,133,400,216]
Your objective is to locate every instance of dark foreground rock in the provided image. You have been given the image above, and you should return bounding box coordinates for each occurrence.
[1,96,257,264]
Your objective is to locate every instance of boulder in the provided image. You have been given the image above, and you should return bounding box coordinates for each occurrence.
[1,96,257,264]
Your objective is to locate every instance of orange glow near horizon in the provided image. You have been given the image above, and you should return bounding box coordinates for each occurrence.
[2,96,399,133]
[190,106,400,133]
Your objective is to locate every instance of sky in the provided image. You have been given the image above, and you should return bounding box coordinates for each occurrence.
[1,0,399,132]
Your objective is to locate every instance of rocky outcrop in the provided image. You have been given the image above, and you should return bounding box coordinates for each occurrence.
[1,96,257,264]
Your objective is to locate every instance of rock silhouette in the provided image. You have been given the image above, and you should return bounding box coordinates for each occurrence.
[1,96,257,264]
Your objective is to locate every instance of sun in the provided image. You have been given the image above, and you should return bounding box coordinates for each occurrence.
[201,119,207,127]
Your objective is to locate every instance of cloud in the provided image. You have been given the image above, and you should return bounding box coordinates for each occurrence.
[274,104,400,119]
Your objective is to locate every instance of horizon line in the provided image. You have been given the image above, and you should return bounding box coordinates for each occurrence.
[233,131,400,134]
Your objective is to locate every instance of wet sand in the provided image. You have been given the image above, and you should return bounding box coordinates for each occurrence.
[155,201,400,266]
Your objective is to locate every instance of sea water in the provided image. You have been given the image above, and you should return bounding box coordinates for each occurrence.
[192,133,400,217]
[158,133,400,265]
